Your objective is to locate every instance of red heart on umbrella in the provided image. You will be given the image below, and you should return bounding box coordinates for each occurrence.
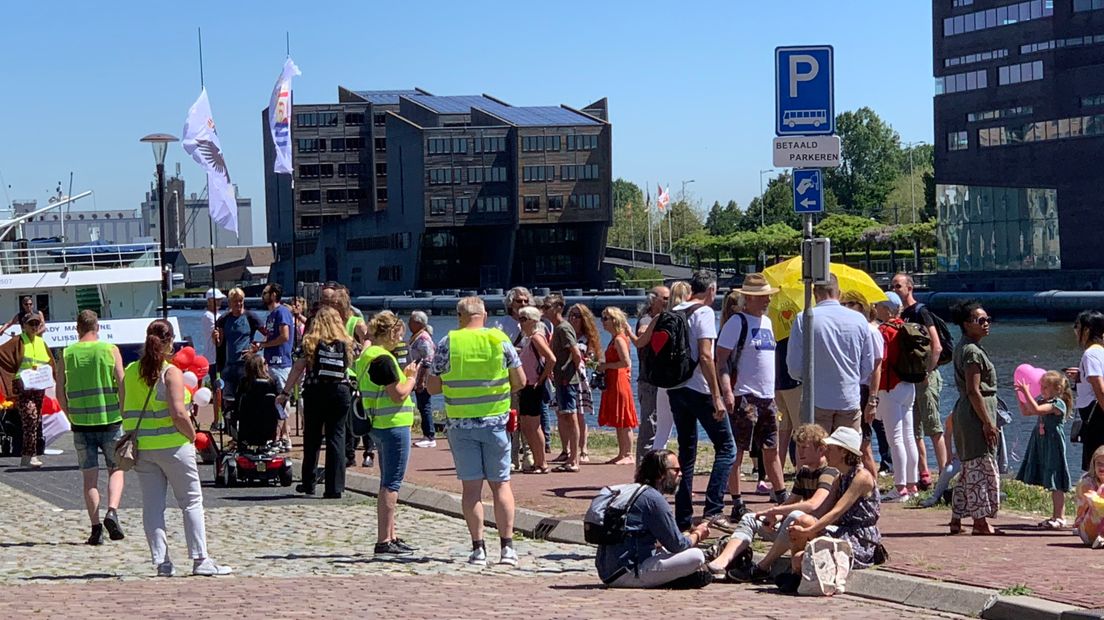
[650,332,670,354]
[782,310,794,321]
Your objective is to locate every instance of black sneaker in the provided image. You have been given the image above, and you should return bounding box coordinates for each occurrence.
[295,483,316,496]
[775,571,801,594]
[392,538,419,552]
[103,509,125,541]
[374,540,414,559]
[87,524,104,546]
[772,490,790,505]
[729,564,772,584]
[664,569,713,590]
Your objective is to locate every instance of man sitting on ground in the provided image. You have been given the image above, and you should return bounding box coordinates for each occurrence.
[706,424,840,582]
[595,449,713,589]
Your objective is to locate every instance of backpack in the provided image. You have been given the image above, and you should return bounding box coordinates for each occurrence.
[641,303,706,389]
[722,313,750,384]
[915,303,954,366]
[798,536,854,596]
[584,483,648,545]
[880,318,930,384]
[311,340,350,383]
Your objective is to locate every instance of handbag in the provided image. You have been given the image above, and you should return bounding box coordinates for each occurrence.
[797,536,854,597]
[1072,403,1096,444]
[114,387,154,472]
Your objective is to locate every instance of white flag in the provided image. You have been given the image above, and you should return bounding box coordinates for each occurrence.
[182,88,238,234]
[268,57,301,175]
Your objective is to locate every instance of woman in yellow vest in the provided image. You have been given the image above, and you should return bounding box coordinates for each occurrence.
[122,319,231,577]
[357,310,418,558]
[0,311,57,468]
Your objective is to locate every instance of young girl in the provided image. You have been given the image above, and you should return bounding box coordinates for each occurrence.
[1074,445,1104,548]
[237,353,281,447]
[1014,370,1074,529]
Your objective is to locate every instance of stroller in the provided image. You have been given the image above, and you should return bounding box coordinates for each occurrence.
[212,379,294,488]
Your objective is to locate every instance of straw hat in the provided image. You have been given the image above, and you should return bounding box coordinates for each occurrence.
[736,273,779,296]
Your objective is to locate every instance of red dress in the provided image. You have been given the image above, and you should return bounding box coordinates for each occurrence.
[598,335,639,429]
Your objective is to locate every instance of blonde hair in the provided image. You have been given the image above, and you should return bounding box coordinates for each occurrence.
[793,423,828,447]
[516,306,541,322]
[569,304,600,354]
[367,310,404,342]
[1088,445,1104,485]
[840,290,872,320]
[1041,370,1075,420]
[302,305,354,366]
[332,287,353,322]
[668,281,691,310]
[227,287,245,302]
[457,296,485,317]
[602,307,629,335]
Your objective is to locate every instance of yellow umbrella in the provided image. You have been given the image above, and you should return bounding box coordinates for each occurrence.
[762,257,888,340]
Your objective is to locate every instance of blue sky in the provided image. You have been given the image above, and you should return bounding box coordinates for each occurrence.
[0,1,934,244]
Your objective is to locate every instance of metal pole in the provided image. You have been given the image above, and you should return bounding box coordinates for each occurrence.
[156,162,168,319]
[801,212,815,425]
[908,146,916,223]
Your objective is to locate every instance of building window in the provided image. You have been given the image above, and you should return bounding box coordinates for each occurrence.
[453,138,468,154]
[456,198,471,214]
[469,166,507,183]
[936,184,1059,272]
[953,0,974,6]
[475,196,508,213]
[943,1,1053,37]
[374,138,386,152]
[373,113,387,126]
[295,112,317,127]
[967,106,1033,122]
[948,131,969,151]
[560,164,600,181]
[998,60,1044,85]
[429,168,462,185]
[378,265,403,282]
[935,69,988,95]
[566,134,599,151]
[474,136,506,153]
[318,112,338,127]
[523,165,556,182]
[569,193,600,209]
[1082,94,1104,108]
[299,190,320,204]
[1074,0,1104,11]
[548,195,564,211]
[296,138,326,153]
[1021,34,1104,55]
[428,138,451,154]
[376,187,388,202]
[336,163,359,178]
[345,113,364,126]
[944,48,1008,68]
[430,198,449,215]
[375,163,387,176]
[978,113,1104,147]
[523,196,541,212]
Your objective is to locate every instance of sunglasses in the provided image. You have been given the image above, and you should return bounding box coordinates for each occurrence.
[568,312,582,319]
[24,320,42,327]
[514,298,530,305]
[973,316,992,325]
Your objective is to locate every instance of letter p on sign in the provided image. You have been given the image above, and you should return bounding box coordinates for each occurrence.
[788,54,819,97]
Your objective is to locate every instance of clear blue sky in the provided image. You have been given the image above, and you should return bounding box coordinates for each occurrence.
[0,1,934,244]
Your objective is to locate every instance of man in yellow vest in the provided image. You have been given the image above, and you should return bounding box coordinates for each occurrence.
[428,296,526,567]
[57,310,126,545]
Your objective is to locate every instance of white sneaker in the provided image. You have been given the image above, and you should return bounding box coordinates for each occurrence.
[1093,535,1104,550]
[467,546,487,566]
[499,546,519,567]
[883,490,911,503]
[192,558,233,576]
[20,456,43,468]
[414,438,437,448]
[156,561,175,577]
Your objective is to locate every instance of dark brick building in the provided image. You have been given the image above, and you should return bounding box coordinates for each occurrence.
[932,0,1104,290]
[263,88,611,293]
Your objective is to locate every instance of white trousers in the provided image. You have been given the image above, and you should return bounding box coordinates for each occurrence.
[134,443,209,565]
[610,547,706,588]
[651,389,674,451]
[878,382,919,487]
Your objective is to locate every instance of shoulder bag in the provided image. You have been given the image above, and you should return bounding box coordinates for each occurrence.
[114,386,155,472]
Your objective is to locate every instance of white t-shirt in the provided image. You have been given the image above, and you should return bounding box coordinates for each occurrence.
[199,309,219,361]
[673,301,717,395]
[717,312,776,399]
[1077,345,1104,408]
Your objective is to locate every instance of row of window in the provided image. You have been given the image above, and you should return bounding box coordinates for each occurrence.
[427,137,470,155]
[1083,94,1104,107]
[948,130,969,151]
[429,197,470,215]
[429,192,601,215]
[560,164,600,181]
[429,167,509,184]
[330,137,363,152]
[944,48,1008,68]
[566,134,599,151]
[297,138,385,153]
[1022,33,1104,55]
[998,60,1044,85]
[476,196,509,213]
[523,195,565,212]
[943,0,1053,37]
[967,105,1033,122]
[428,168,463,185]
[298,163,373,178]
[378,265,403,282]
[298,188,385,204]
[522,135,562,152]
[937,69,988,94]
[978,114,1104,147]
[953,0,974,6]
[346,232,412,252]
[296,112,339,127]
[523,165,556,182]
[1075,0,1104,10]
[570,193,601,209]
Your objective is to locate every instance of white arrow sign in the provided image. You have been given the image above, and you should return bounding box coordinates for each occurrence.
[800,198,817,209]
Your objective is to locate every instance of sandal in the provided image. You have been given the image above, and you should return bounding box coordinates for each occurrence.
[525,466,551,474]
[1039,518,1067,530]
[971,527,1006,536]
[553,463,580,473]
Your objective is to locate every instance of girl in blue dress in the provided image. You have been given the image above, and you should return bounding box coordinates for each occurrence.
[1014,370,1074,530]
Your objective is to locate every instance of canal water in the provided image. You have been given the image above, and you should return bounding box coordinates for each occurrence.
[176,310,1089,473]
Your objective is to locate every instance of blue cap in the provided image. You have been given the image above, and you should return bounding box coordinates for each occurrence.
[880,291,903,311]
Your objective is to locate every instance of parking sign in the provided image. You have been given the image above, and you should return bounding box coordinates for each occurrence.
[776,46,835,136]
[792,169,824,214]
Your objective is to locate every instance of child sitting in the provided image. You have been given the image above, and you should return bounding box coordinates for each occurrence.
[1014,370,1073,529]
[1075,445,1104,548]
[235,354,281,448]
[706,424,840,582]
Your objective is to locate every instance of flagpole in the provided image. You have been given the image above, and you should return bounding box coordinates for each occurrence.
[667,186,673,257]
[629,201,636,267]
[647,182,655,265]
[198,26,222,429]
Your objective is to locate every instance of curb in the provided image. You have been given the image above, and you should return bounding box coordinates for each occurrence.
[320,466,1093,619]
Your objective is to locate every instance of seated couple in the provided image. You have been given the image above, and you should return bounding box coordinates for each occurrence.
[708,424,884,583]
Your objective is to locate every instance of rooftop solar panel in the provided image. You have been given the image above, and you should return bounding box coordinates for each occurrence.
[352,89,421,104]
[482,105,599,126]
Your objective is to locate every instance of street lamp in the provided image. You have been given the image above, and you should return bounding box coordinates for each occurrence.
[140,132,179,319]
[904,140,928,223]
[759,169,777,228]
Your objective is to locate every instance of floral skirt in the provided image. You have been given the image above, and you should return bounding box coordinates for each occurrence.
[952,455,1000,520]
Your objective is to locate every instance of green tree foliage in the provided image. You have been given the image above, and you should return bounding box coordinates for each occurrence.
[610,179,649,250]
[661,199,705,245]
[614,266,663,288]
[705,200,742,236]
[815,214,879,259]
[825,107,902,219]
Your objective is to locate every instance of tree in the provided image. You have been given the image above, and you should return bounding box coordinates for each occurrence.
[610,179,649,250]
[815,214,878,261]
[614,266,663,289]
[824,107,902,219]
[706,200,741,236]
[662,199,705,248]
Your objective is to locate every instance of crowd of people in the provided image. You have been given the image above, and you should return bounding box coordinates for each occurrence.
[5,269,1104,584]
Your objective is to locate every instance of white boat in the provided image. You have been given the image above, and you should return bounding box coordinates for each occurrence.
[0,191,178,357]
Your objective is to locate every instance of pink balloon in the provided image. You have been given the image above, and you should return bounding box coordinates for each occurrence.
[1013,364,1045,403]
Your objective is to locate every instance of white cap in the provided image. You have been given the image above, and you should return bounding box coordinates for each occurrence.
[205,288,226,300]
[824,426,863,457]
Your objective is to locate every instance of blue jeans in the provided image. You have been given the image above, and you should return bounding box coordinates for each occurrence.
[448,423,511,482]
[415,389,434,439]
[540,400,553,449]
[370,425,410,492]
[668,387,737,530]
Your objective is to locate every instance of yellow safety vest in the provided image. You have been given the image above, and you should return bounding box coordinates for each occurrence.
[440,328,511,419]
[121,361,191,451]
[19,333,50,372]
[356,345,414,430]
[63,341,121,427]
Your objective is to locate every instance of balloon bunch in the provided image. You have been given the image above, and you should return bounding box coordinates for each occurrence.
[172,346,213,407]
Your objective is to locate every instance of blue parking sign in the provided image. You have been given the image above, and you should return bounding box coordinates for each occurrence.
[793,169,824,214]
[776,46,835,136]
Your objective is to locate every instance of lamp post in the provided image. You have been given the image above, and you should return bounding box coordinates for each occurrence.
[904,141,928,223]
[140,133,179,319]
[758,169,777,228]
[677,179,695,252]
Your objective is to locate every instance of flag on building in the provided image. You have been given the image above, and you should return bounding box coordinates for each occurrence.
[268,57,301,175]
[182,88,237,234]
[657,184,671,212]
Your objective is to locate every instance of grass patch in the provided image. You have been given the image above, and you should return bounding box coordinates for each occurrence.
[998,584,1034,596]
[1000,479,1076,517]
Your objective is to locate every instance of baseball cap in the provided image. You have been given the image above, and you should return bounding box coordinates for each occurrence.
[205,288,226,300]
[878,291,903,312]
[824,426,863,457]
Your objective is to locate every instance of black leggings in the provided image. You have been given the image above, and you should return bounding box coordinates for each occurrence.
[1080,403,1104,472]
[301,384,351,495]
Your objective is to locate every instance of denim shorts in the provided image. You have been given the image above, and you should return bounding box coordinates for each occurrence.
[73,426,124,471]
[448,424,511,482]
[269,366,292,394]
[556,383,579,414]
[370,425,410,492]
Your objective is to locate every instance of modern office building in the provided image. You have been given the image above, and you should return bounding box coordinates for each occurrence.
[933,0,1104,290]
[263,88,611,294]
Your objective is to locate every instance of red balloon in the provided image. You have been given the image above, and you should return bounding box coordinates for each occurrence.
[194,432,210,452]
[173,346,196,369]
[193,356,210,379]
[41,395,60,415]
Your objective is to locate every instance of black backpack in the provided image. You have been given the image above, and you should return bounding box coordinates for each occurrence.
[584,483,648,545]
[311,340,350,383]
[915,303,954,366]
[641,303,705,389]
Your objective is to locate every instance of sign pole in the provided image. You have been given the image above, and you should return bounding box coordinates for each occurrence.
[801,213,816,425]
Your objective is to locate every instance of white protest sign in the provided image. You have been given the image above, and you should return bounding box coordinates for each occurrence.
[18,365,55,390]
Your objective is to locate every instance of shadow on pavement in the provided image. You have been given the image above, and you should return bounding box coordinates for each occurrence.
[538,553,592,561]
[25,573,117,581]
[0,541,86,548]
[547,486,605,500]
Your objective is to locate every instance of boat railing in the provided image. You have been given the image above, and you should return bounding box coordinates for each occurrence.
[0,240,162,275]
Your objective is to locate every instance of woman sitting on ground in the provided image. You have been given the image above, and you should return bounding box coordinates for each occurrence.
[785,427,882,576]
[1075,445,1104,548]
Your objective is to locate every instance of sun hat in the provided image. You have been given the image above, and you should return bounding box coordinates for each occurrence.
[205,288,226,300]
[878,291,903,312]
[840,290,869,308]
[736,273,780,296]
[824,426,863,457]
